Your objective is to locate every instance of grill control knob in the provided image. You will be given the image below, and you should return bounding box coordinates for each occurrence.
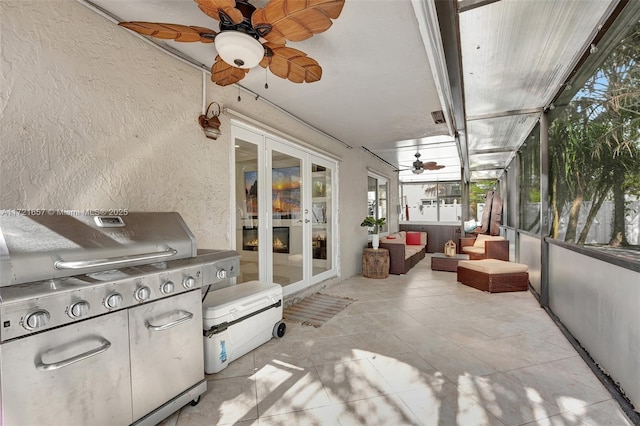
[135,286,151,302]
[68,301,90,319]
[24,310,50,330]
[160,280,175,295]
[105,293,123,309]
[216,269,227,280]
[182,276,196,289]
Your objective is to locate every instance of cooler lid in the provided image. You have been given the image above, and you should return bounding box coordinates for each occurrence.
[203,281,282,320]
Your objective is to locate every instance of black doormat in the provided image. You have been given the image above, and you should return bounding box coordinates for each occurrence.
[284,293,355,327]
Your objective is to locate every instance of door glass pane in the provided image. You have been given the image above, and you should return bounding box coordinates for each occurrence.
[236,139,259,283]
[367,175,388,233]
[272,150,303,286]
[367,176,377,234]
[312,163,332,275]
[378,180,388,233]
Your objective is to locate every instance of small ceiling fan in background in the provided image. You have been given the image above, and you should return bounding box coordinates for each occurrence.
[398,151,446,174]
[118,0,345,86]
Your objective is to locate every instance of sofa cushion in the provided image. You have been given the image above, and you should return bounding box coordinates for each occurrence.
[381,234,404,244]
[406,231,421,245]
[381,231,407,244]
[404,245,423,259]
[462,246,485,254]
[473,234,505,248]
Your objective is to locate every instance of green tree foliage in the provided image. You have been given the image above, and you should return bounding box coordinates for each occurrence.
[549,21,640,246]
[469,180,497,220]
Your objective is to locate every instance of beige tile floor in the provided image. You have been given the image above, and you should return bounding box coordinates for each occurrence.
[162,256,634,426]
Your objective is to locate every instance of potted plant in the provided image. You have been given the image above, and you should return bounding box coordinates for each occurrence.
[360,216,386,249]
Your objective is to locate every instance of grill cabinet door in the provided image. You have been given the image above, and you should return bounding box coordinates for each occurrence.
[0,310,132,426]
[128,290,204,421]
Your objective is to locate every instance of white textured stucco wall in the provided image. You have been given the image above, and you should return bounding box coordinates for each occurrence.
[1,0,397,280]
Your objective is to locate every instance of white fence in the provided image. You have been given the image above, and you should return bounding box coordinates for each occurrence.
[522,200,640,245]
[555,200,640,245]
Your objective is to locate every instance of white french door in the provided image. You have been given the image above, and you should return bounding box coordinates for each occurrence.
[232,122,336,296]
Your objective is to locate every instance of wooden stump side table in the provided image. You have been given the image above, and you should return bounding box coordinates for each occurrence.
[362,248,390,279]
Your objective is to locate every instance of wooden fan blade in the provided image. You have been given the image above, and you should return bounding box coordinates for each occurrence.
[118,22,216,43]
[195,0,244,25]
[423,162,446,170]
[260,43,322,83]
[252,0,345,45]
[211,56,249,86]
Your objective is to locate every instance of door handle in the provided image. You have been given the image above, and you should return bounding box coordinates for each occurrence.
[55,248,177,270]
[36,338,112,371]
[146,311,194,331]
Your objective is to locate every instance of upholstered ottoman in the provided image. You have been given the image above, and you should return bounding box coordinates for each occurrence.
[457,259,529,293]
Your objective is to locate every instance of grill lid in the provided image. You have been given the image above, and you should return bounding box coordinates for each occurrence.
[0,211,196,287]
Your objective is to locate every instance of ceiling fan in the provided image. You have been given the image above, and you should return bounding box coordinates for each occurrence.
[118,0,345,86]
[398,152,446,174]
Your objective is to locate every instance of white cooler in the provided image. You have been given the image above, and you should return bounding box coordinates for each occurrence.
[203,281,285,374]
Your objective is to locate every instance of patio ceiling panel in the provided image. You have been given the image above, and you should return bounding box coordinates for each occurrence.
[468,152,513,171]
[470,169,502,181]
[394,140,461,182]
[398,140,460,176]
[459,0,618,179]
[399,167,462,183]
[466,113,540,153]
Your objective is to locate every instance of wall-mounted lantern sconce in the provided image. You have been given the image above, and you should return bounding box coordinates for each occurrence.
[198,102,222,140]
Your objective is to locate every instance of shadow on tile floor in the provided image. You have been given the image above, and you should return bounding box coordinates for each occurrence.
[159,256,633,426]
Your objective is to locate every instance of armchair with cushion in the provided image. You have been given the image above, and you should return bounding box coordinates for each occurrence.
[459,234,509,261]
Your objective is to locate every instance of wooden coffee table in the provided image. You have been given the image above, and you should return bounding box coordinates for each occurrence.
[431,253,470,272]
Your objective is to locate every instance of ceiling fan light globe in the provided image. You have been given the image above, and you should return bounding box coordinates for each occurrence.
[215,31,263,69]
[412,168,424,175]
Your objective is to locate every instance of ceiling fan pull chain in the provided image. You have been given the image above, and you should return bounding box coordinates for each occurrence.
[237,87,241,102]
[264,68,269,90]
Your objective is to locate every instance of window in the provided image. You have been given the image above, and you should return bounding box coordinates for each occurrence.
[469,180,499,223]
[367,174,388,234]
[519,124,541,235]
[548,19,639,252]
[401,181,462,222]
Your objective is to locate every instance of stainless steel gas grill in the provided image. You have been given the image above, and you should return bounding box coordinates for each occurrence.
[0,211,239,426]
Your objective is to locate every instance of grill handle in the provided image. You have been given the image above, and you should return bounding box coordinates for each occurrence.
[36,339,112,371]
[146,311,194,331]
[54,248,178,270]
